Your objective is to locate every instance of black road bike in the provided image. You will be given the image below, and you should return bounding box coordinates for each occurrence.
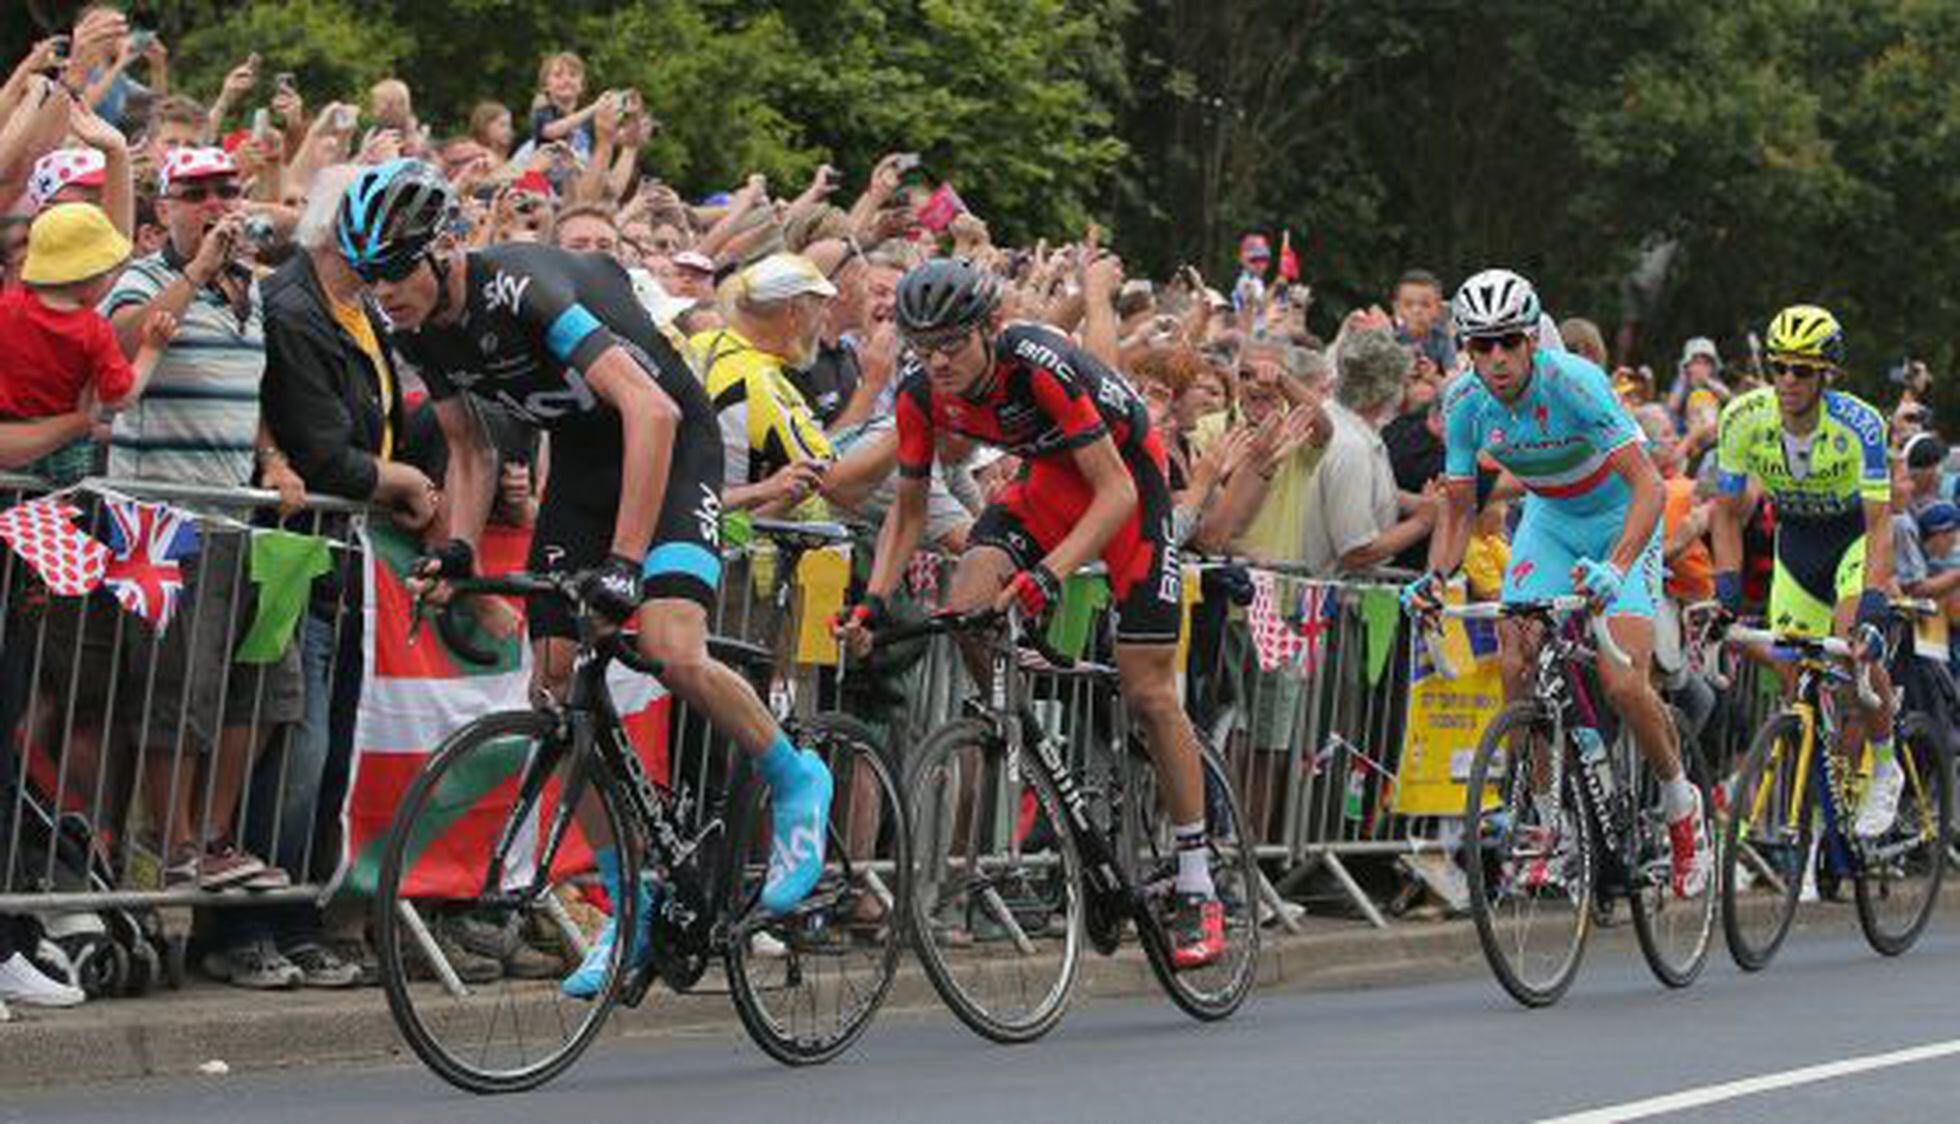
[373,570,906,1093]
[886,607,1259,1043]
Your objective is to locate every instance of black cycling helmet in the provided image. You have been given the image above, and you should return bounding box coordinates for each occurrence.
[336,158,456,281]
[895,257,1002,336]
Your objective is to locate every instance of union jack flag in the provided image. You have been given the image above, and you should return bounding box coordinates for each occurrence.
[100,500,200,631]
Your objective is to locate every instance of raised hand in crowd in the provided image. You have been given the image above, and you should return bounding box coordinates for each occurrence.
[358,127,405,166]
[63,6,127,88]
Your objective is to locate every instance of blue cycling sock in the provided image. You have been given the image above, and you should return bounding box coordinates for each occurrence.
[757,731,801,790]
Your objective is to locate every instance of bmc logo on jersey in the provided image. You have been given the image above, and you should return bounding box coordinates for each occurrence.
[482,271,532,315]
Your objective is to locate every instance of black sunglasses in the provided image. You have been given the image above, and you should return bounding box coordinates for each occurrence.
[170,181,244,203]
[1466,332,1530,355]
[355,252,425,285]
[1769,359,1828,380]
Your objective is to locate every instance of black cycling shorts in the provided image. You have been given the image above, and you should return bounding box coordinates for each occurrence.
[968,448,1183,646]
[526,422,726,641]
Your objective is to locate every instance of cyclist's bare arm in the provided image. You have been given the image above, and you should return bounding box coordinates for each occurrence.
[1424,476,1477,579]
[864,472,931,600]
[1601,443,1664,573]
[1862,495,1897,595]
[586,344,679,562]
[431,395,496,550]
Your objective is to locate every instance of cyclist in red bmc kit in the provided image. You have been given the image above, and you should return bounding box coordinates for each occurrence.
[838,258,1224,968]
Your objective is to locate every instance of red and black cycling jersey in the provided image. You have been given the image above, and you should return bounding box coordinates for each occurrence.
[894,323,1154,476]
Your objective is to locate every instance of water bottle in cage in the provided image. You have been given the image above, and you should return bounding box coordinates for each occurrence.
[1572,724,1612,803]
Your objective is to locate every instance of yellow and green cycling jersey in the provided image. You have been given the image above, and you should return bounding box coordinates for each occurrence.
[1715,386,1889,635]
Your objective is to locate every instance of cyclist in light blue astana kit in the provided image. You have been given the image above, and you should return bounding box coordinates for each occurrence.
[1403,268,1710,898]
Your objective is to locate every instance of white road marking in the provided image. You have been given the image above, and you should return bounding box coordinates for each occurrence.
[1535,1038,1960,1122]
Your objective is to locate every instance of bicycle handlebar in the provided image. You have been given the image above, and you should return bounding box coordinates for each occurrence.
[1430,596,1631,671]
[1723,624,1883,710]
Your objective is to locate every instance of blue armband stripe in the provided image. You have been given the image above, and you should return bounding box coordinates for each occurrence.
[545,304,603,364]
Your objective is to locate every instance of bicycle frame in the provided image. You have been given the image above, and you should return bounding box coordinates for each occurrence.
[984,611,1135,909]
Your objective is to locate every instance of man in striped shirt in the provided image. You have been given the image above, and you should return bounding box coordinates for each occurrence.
[89,147,309,987]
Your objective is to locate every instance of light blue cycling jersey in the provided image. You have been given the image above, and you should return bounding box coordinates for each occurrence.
[1443,348,1642,518]
[1444,349,1660,617]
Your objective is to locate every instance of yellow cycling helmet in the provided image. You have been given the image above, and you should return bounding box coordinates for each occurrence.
[1765,304,1845,366]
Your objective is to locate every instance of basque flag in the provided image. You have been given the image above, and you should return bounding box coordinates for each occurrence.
[102,499,200,632]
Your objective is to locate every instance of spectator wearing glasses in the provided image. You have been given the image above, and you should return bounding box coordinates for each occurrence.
[94,146,309,985]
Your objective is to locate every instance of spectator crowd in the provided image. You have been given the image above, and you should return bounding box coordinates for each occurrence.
[1,7,1956,1018]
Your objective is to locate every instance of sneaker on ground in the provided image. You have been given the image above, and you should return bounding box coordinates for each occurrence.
[1169,893,1225,970]
[0,951,87,1007]
[203,936,302,990]
[321,936,380,986]
[412,915,502,985]
[280,941,361,989]
[761,749,834,915]
[193,844,268,892]
[1855,755,1906,839]
[1667,787,1712,899]
[241,862,294,892]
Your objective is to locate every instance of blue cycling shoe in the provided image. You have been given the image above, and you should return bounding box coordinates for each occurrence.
[561,846,656,1000]
[759,747,834,915]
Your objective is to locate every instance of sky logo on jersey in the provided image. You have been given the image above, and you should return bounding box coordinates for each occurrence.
[482,270,531,315]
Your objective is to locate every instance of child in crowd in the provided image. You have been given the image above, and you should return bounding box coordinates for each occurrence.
[528,51,597,160]
[0,203,173,483]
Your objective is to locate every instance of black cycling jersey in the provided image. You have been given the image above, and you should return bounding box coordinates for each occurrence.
[387,244,726,632]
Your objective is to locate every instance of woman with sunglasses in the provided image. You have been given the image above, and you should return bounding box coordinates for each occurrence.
[1709,304,1904,838]
[1404,267,1711,902]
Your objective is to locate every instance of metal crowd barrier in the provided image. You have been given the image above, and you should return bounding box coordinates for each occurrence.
[0,472,1789,945]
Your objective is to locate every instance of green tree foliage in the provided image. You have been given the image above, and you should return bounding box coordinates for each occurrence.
[24,0,1956,396]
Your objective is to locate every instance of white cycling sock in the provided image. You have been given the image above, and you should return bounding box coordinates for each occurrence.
[1173,820,1214,898]
[1662,776,1698,823]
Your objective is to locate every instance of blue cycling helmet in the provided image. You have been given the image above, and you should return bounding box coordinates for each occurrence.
[336,158,455,279]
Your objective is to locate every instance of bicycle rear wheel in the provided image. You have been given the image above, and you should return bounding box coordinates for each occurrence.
[1629,724,1716,989]
[374,710,635,1094]
[1720,711,1811,972]
[726,713,908,1065]
[905,717,1083,1044]
[1855,715,1952,956]
[1463,702,1594,1009]
[1127,742,1260,1022]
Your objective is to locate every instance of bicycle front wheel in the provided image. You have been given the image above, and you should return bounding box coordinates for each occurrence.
[374,710,635,1094]
[905,717,1084,1044]
[1855,714,1952,956]
[1720,711,1811,972]
[1126,742,1260,1022]
[1463,702,1595,1009]
[1629,720,1717,989]
[726,713,908,1065]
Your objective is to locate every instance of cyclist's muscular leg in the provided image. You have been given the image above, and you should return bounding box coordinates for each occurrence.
[634,599,777,752]
[943,545,1017,687]
[1830,595,1896,752]
[635,597,833,913]
[1113,643,1204,826]
[1597,616,1683,780]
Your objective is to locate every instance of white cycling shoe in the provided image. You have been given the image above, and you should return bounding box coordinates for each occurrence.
[1855,755,1906,839]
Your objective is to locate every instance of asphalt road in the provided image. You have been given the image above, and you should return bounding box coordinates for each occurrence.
[11,920,1960,1123]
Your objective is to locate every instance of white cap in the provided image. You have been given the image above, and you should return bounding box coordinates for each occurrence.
[732,252,836,303]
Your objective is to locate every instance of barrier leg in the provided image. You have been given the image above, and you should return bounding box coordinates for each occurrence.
[1255,866,1304,934]
[396,900,468,998]
[1318,851,1389,930]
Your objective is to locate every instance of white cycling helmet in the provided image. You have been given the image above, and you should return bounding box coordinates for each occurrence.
[1452,268,1541,339]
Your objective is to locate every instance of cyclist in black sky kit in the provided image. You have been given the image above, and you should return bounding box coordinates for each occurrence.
[336,159,832,998]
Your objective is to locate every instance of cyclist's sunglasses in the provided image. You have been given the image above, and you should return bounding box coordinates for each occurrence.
[905,328,974,357]
[1769,359,1829,380]
[354,251,425,285]
[1466,331,1530,355]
